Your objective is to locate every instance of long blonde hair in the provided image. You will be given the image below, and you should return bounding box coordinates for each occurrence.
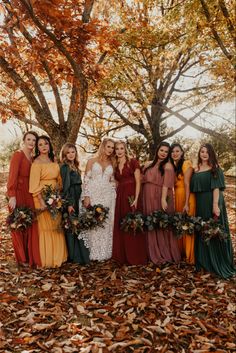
[97,138,115,163]
[114,140,131,168]
[60,143,80,172]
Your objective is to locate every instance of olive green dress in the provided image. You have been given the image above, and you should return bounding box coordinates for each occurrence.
[60,164,89,264]
[190,168,235,279]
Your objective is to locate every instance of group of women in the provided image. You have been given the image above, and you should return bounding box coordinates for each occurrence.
[7,132,235,279]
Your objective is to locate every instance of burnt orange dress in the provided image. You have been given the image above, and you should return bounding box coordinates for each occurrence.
[7,150,41,267]
[174,160,195,264]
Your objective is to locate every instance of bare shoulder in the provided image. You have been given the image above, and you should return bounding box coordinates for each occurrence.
[86,157,97,169]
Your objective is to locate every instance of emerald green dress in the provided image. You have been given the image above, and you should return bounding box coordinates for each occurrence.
[60,164,89,265]
[190,168,235,279]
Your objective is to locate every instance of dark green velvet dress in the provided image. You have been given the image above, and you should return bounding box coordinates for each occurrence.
[190,168,235,279]
[60,164,89,265]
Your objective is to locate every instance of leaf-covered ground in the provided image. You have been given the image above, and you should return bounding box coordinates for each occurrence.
[0,173,235,353]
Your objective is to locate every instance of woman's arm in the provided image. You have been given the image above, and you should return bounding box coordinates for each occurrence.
[213,188,220,217]
[183,166,193,213]
[82,159,93,208]
[130,168,141,209]
[161,163,175,211]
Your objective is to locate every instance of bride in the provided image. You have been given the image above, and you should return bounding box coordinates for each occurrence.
[79,138,116,261]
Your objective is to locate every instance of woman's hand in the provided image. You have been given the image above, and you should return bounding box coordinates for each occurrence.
[68,206,75,214]
[83,196,90,208]
[8,196,16,210]
[161,198,168,211]
[183,204,189,214]
[130,198,138,209]
[213,203,220,217]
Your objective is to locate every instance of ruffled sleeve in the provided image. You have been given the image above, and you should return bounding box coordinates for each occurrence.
[182,160,192,174]
[7,151,22,197]
[163,163,175,188]
[130,158,140,172]
[29,162,43,197]
[211,168,225,191]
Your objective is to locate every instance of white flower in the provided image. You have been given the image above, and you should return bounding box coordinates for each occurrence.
[47,198,54,205]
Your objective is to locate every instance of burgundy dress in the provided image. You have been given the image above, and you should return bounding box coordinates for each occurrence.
[112,158,148,265]
[142,163,181,265]
[7,150,41,267]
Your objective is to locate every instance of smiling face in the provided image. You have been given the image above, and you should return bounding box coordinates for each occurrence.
[23,133,37,151]
[199,146,209,163]
[171,146,183,162]
[115,142,126,159]
[37,138,50,155]
[66,147,76,162]
[157,145,169,161]
[104,141,115,157]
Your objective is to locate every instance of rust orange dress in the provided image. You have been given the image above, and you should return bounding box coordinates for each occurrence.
[7,150,41,267]
[174,160,196,264]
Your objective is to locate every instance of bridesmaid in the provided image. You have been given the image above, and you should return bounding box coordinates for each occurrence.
[170,143,196,264]
[7,131,41,268]
[112,140,148,265]
[142,141,181,265]
[191,143,235,279]
[60,143,89,265]
[29,135,67,268]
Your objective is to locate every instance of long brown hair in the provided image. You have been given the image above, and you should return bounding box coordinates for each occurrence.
[145,141,170,176]
[114,140,131,168]
[60,143,80,172]
[34,135,55,162]
[198,143,219,176]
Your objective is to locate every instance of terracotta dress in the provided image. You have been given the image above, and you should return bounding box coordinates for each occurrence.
[7,150,41,267]
[142,163,181,265]
[174,160,196,264]
[29,161,68,267]
[191,168,235,279]
[112,159,148,265]
[60,164,89,264]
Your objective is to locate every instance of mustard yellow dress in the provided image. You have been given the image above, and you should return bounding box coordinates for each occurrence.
[174,160,196,264]
[29,161,68,267]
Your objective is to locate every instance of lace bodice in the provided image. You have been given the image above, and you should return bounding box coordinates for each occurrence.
[82,162,115,200]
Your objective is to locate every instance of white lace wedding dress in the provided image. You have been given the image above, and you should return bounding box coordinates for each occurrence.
[78,162,116,261]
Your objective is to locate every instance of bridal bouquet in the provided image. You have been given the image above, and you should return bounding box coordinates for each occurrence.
[41,184,63,218]
[6,206,36,231]
[61,204,109,234]
[79,204,109,231]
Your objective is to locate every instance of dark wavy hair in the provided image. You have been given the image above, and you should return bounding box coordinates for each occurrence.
[170,143,185,178]
[34,135,55,162]
[198,143,219,176]
[23,130,38,141]
[145,141,170,176]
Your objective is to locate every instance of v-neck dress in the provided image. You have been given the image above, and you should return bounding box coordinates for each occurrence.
[7,150,41,267]
[112,158,148,265]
